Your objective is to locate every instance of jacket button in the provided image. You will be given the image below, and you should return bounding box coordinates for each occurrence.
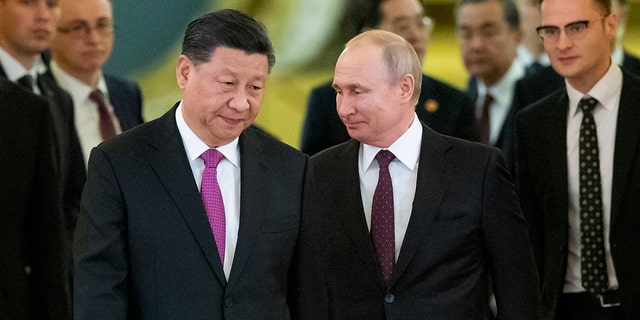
[384,294,395,304]
[224,298,233,307]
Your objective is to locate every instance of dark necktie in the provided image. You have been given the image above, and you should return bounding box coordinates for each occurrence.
[201,149,226,265]
[479,94,494,145]
[17,74,35,92]
[371,149,396,286]
[578,97,608,294]
[89,89,117,140]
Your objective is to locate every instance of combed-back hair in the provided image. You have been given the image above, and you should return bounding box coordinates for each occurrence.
[181,9,276,72]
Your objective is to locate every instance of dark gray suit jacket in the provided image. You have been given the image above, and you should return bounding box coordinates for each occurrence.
[74,104,307,319]
[515,69,640,320]
[293,123,539,320]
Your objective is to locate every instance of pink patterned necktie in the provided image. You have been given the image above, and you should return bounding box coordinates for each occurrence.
[200,149,226,265]
[371,149,396,286]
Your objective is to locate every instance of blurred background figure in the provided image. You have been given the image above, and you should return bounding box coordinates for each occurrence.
[455,0,523,172]
[516,0,550,74]
[0,78,71,320]
[49,0,144,167]
[0,0,84,315]
[300,0,477,156]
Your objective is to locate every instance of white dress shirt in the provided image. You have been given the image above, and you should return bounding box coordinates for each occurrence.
[475,59,525,145]
[0,46,47,94]
[176,102,241,280]
[564,62,622,293]
[50,61,122,166]
[359,113,422,261]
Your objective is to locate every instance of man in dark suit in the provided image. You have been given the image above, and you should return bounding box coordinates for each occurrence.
[456,0,524,173]
[74,10,307,320]
[512,0,640,113]
[292,30,539,320]
[0,0,86,306]
[516,0,640,318]
[49,0,144,166]
[0,78,70,320]
[300,0,477,156]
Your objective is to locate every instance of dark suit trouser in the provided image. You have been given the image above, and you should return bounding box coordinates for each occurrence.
[557,292,625,320]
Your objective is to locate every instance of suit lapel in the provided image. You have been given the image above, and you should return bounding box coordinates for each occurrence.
[390,125,453,287]
[543,93,570,242]
[226,131,268,286]
[611,72,640,226]
[333,140,387,291]
[145,105,227,286]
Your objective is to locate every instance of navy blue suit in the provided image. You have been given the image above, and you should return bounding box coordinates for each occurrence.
[105,74,144,131]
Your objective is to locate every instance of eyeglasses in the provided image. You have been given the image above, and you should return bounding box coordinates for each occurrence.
[535,16,606,42]
[387,16,433,38]
[57,19,114,39]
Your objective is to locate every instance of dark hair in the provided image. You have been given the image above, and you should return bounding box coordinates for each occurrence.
[347,0,384,33]
[455,0,520,31]
[537,0,612,15]
[181,9,276,72]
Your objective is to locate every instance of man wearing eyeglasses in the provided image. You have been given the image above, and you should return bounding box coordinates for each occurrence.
[48,0,144,168]
[511,0,640,119]
[515,0,640,319]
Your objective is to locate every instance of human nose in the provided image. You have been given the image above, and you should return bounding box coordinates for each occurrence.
[336,94,355,118]
[556,28,573,50]
[228,89,250,112]
[35,1,53,20]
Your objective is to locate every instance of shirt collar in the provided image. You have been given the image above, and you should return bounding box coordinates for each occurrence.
[567,61,622,117]
[477,59,525,108]
[50,60,109,103]
[362,113,422,172]
[175,102,240,168]
[0,47,46,81]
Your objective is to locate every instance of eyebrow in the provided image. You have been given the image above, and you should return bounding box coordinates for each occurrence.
[542,18,594,27]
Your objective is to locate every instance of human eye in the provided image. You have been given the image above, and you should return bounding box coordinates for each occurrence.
[218,78,235,88]
[455,28,472,40]
[96,19,114,32]
[566,21,587,35]
[248,82,264,93]
[393,22,411,34]
[480,26,499,39]
[61,22,87,35]
[540,26,560,37]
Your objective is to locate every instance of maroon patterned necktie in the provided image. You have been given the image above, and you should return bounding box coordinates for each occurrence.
[479,94,494,145]
[371,149,396,286]
[89,89,117,140]
[200,149,226,265]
